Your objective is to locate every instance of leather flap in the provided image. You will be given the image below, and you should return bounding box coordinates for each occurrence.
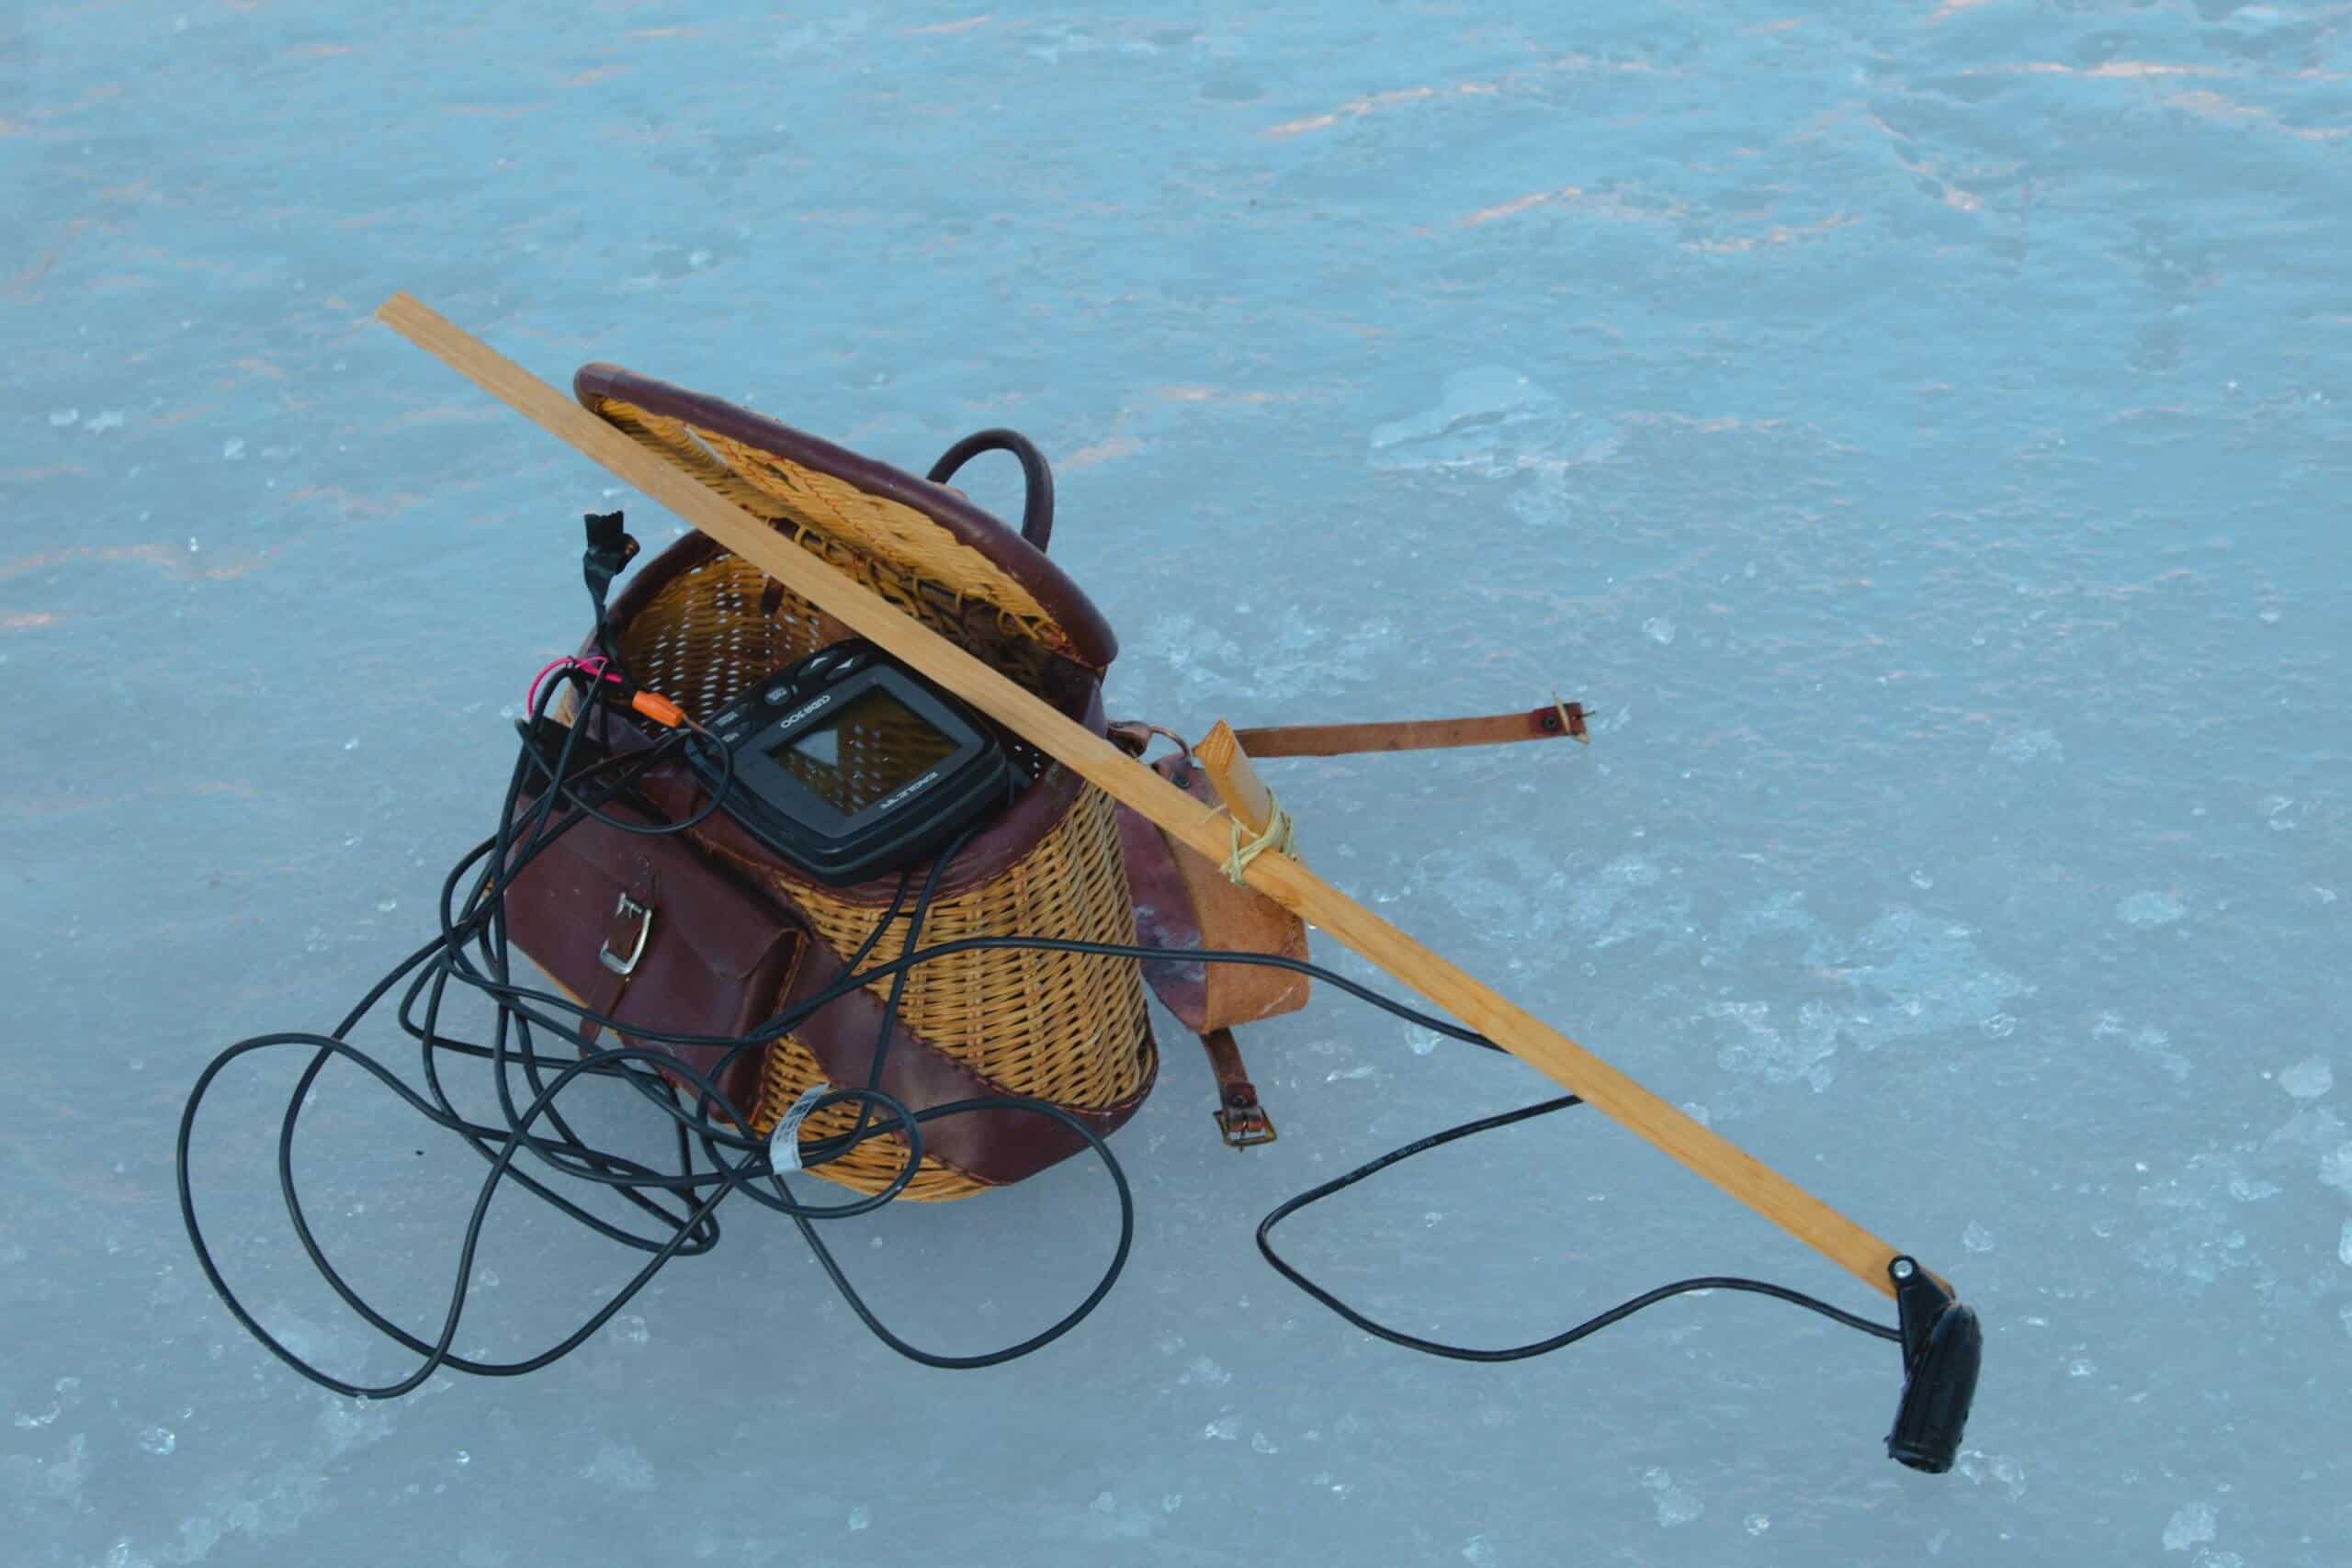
[502,803,803,1115]
[1114,751,1309,1033]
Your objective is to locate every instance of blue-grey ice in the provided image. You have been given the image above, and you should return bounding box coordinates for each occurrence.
[7,1,2349,1565]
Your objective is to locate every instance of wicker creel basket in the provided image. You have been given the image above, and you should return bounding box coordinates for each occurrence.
[564,366,1158,1201]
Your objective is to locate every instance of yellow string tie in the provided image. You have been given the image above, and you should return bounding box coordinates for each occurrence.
[1550,689,1577,738]
[1222,794,1297,885]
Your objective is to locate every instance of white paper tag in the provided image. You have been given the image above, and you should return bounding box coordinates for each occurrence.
[768,1083,831,1173]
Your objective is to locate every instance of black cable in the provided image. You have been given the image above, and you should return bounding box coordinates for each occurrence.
[176,667,1132,1396]
[1255,1095,1902,1360]
[178,623,1894,1401]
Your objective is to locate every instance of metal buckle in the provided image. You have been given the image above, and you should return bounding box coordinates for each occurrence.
[598,893,652,976]
[1213,1089,1276,1149]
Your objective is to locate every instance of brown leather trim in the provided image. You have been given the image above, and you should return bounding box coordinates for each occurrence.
[573,363,1117,671]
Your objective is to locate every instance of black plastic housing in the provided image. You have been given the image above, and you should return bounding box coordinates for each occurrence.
[689,642,1015,886]
[1884,1258,1983,1474]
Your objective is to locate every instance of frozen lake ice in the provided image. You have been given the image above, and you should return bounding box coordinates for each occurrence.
[6,2,2349,1564]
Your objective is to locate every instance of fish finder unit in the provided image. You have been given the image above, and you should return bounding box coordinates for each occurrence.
[687,639,1019,886]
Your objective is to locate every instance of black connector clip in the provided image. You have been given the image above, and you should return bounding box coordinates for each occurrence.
[1884,1256,1982,1473]
[582,511,639,606]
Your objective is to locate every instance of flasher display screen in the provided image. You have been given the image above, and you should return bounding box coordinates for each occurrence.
[767,686,958,816]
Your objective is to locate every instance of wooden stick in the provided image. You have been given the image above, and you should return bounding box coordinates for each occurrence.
[1193,720,1277,838]
[374,291,1918,1302]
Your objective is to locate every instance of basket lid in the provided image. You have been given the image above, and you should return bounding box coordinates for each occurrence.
[574,363,1117,671]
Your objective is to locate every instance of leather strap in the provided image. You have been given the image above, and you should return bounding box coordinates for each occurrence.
[1229,703,1587,758]
[1198,1028,1274,1148]
[567,852,657,1045]
[775,927,1156,1188]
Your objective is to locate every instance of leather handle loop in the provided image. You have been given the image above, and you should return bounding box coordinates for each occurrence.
[927,428,1055,553]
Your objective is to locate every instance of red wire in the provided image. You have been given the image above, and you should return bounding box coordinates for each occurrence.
[525,656,621,716]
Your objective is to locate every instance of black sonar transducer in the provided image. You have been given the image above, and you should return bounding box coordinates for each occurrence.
[689,640,1019,886]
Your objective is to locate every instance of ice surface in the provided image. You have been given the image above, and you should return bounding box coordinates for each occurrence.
[2278,1057,2334,1100]
[1367,366,1567,474]
[9,1,2350,1564]
[2163,1500,2219,1552]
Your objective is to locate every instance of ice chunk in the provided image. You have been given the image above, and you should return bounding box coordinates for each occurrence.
[85,410,126,433]
[50,409,79,427]
[2278,1057,2333,1100]
[577,1442,653,1492]
[2340,1220,2352,1268]
[1404,1024,1442,1056]
[1641,1467,1702,1528]
[1991,728,2063,763]
[2118,891,2186,927]
[1369,366,1568,474]
[1178,1355,1230,1388]
[847,1505,870,1532]
[1461,1536,1497,1566]
[2161,1501,2216,1551]
[1712,999,1838,1091]
[1250,1432,1279,1454]
[1643,616,1676,646]
[138,1426,175,1455]
[1962,1222,1996,1254]
[2094,1011,2190,1081]
[1090,1492,1115,1514]
[1745,1514,1770,1536]
[221,438,245,459]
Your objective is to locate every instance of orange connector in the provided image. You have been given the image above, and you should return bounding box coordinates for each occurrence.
[629,691,686,729]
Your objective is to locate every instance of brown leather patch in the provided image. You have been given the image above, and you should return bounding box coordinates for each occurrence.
[1114,752,1310,1033]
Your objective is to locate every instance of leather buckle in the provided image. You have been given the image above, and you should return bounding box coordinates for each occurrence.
[598,893,652,976]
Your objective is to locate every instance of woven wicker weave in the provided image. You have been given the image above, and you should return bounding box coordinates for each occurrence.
[743,788,1150,1201]
[595,399,1065,689]
[585,377,1153,1201]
